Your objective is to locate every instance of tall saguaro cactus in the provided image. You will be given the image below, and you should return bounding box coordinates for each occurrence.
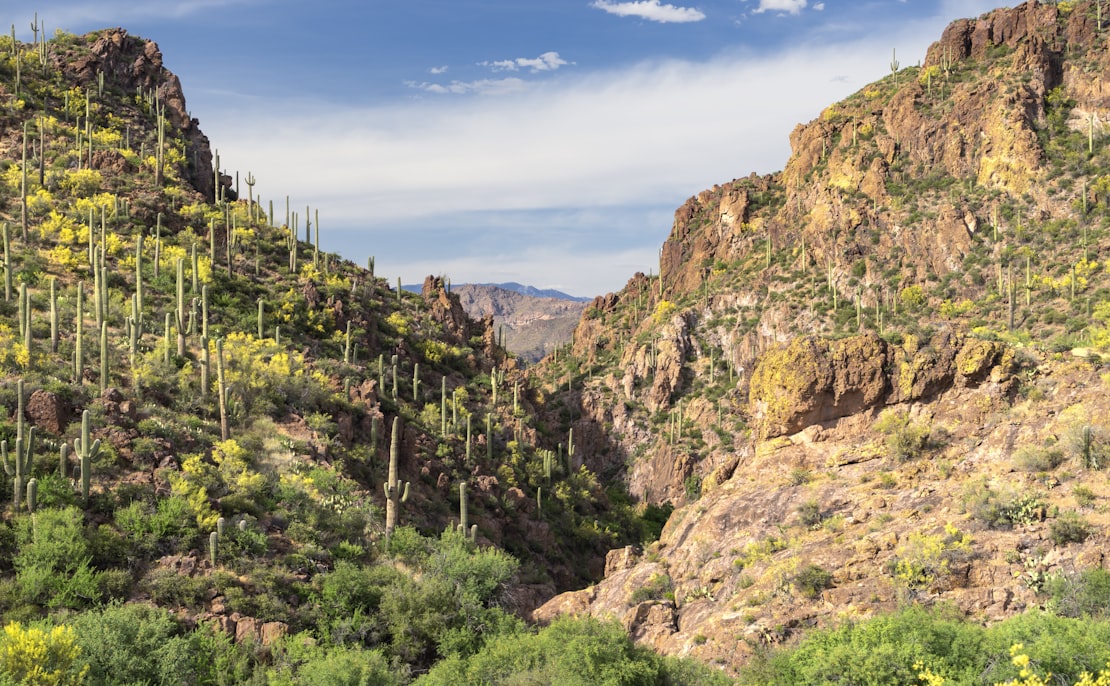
[383,417,410,542]
[2,222,10,302]
[217,338,230,441]
[1,424,35,511]
[175,258,187,356]
[458,482,477,542]
[75,409,101,502]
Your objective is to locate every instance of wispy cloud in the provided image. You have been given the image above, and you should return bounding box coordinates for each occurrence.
[203,44,902,295]
[193,3,996,296]
[480,52,569,73]
[591,0,706,23]
[753,0,808,15]
[429,65,449,75]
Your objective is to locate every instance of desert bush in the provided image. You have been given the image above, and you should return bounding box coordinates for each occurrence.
[890,524,973,590]
[875,409,931,461]
[792,564,834,599]
[1012,444,1066,472]
[1046,568,1110,618]
[0,621,88,685]
[418,616,730,686]
[630,573,673,604]
[1050,512,1093,546]
[796,500,824,529]
[13,507,102,609]
[962,482,1045,528]
[1065,423,1110,470]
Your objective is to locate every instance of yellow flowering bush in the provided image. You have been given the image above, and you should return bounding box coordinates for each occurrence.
[73,193,116,218]
[991,644,1110,686]
[38,210,83,243]
[386,312,411,337]
[27,188,55,214]
[0,322,30,371]
[169,441,270,528]
[893,523,972,589]
[169,455,220,530]
[46,244,81,271]
[652,299,677,324]
[0,622,88,685]
[212,332,330,417]
[59,168,103,197]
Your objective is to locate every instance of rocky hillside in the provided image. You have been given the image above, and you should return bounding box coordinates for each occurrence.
[530,0,1110,675]
[0,25,690,682]
[453,283,587,363]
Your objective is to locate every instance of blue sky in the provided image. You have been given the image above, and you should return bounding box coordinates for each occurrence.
[16,0,1003,297]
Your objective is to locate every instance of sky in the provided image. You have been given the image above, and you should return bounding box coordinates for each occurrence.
[11,0,1006,298]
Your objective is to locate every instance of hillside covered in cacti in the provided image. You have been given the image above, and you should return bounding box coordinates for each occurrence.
[0,23,727,685]
[9,2,1110,684]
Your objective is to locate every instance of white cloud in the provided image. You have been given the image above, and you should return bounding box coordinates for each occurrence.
[196,3,1006,296]
[429,65,449,75]
[753,0,807,15]
[591,0,706,23]
[480,51,569,73]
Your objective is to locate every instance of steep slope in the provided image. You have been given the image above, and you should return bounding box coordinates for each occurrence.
[0,26,667,679]
[532,0,1110,674]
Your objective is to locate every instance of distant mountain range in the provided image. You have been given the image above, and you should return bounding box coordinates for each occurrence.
[450,283,589,363]
[403,281,592,303]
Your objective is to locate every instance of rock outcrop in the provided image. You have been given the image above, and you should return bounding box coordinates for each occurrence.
[748,331,1014,438]
[58,28,216,202]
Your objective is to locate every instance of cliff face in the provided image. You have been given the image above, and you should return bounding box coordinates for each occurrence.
[535,352,1101,674]
[531,1,1110,673]
[658,0,1104,304]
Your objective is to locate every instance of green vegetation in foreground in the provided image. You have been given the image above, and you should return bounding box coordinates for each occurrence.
[0,526,726,685]
[740,588,1110,685]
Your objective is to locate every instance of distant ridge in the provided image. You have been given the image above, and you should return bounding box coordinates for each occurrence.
[474,282,593,303]
[403,282,592,303]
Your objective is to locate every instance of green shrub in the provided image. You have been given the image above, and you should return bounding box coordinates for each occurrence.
[963,482,1045,528]
[630,573,673,604]
[1049,512,1092,546]
[1045,568,1110,617]
[13,507,102,609]
[69,603,196,685]
[1012,444,1066,472]
[1073,484,1097,507]
[792,564,834,599]
[796,500,824,529]
[267,641,403,686]
[875,409,931,462]
[417,616,730,686]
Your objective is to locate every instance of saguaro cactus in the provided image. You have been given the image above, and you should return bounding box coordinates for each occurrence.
[1,426,35,511]
[99,320,108,392]
[75,409,101,501]
[458,481,477,542]
[383,417,410,542]
[175,258,187,356]
[2,222,10,302]
[25,478,37,513]
[217,338,230,441]
[58,443,69,479]
[74,283,84,382]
